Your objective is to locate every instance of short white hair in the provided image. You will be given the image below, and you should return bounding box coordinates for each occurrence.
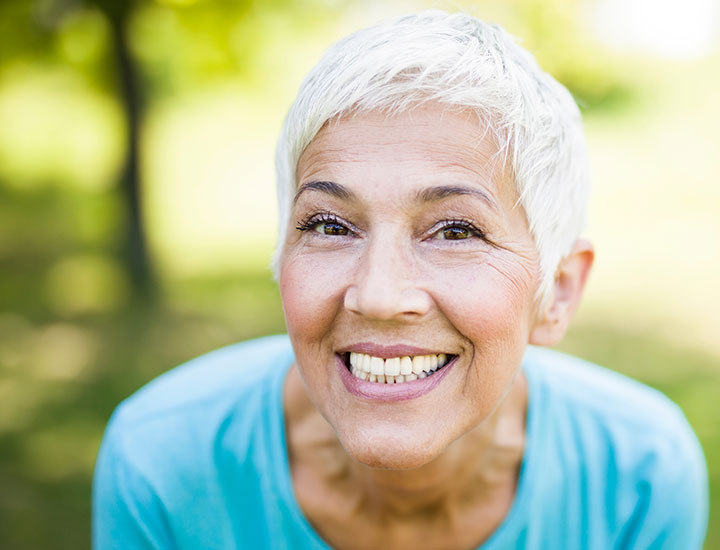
[273,10,589,307]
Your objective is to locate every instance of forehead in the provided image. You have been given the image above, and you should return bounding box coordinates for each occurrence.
[296,104,518,207]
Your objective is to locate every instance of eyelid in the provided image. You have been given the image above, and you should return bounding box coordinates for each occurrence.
[295,213,486,241]
[296,211,359,235]
[427,218,486,239]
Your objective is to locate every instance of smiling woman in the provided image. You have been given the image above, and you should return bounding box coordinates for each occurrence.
[92,10,708,550]
[281,107,544,477]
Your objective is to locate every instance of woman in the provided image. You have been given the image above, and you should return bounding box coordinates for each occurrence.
[93,11,708,549]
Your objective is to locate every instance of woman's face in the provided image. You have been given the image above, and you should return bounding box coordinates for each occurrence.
[280,104,542,469]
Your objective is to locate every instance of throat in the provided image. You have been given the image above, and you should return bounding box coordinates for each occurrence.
[301,456,521,550]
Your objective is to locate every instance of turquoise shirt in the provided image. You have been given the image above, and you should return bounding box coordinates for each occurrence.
[93,335,708,549]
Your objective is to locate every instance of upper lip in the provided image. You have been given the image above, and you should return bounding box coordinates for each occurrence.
[339,342,452,358]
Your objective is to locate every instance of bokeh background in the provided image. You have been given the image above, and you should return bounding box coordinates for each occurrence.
[1,0,718,548]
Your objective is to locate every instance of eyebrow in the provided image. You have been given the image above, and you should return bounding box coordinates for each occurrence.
[293,180,356,204]
[415,185,500,213]
[293,180,500,213]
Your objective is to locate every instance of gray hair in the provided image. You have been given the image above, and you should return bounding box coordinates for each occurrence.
[272,10,589,307]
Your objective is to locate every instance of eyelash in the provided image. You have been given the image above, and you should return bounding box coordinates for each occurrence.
[431,218,487,241]
[296,212,356,235]
[295,213,487,242]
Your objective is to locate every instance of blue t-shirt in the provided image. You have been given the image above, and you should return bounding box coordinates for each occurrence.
[92,335,708,549]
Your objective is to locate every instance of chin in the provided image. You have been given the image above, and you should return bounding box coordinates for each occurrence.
[337,424,449,470]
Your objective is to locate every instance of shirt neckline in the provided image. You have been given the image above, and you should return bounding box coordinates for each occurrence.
[269,341,541,549]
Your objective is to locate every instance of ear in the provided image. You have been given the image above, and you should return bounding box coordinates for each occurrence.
[529,239,594,347]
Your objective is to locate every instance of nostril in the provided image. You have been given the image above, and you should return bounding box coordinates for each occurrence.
[344,282,432,320]
[343,285,361,314]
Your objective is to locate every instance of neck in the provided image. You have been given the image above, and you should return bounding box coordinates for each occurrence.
[283,364,528,522]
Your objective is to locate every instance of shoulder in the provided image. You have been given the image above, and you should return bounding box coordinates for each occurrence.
[112,334,293,426]
[93,334,296,548]
[99,334,294,480]
[522,345,704,472]
[523,345,689,435]
[522,346,708,548]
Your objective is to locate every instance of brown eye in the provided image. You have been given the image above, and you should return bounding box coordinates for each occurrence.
[440,226,470,240]
[296,213,356,237]
[429,220,485,242]
[315,222,349,236]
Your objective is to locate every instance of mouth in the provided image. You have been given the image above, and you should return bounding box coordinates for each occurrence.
[340,351,456,384]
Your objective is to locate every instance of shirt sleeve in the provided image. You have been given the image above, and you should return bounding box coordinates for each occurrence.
[92,424,175,550]
[622,413,709,550]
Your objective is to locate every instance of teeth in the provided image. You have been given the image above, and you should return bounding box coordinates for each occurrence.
[348,352,451,384]
[427,355,438,373]
[385,357,400,376]
[362,354,371,373]
[370,357,384,375]
[412,355,424,375]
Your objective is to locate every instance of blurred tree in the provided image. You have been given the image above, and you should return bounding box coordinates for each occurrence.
[0,0,155,300]
[93,0,154,298]
[0,0,352,303]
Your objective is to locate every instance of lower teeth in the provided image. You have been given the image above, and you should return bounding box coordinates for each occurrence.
[348,359,448,384]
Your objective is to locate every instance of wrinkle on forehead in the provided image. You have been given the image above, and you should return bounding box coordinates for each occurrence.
[295,104,527,229]
[302,105,507,175]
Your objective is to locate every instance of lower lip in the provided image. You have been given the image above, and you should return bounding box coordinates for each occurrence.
[335,354,457,402]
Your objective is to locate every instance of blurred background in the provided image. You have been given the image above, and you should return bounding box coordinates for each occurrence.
[0,0,718,548]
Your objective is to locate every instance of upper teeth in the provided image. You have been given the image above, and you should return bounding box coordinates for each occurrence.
[348,352,450,384]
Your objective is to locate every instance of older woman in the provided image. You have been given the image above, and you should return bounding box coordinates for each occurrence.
[93,11,707,549]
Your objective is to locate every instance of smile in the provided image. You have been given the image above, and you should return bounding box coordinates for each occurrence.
[344,352,454,384]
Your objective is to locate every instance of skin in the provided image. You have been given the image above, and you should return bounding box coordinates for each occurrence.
[279,104,593,549]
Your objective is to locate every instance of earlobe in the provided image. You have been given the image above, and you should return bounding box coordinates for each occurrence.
[529,239,594,347]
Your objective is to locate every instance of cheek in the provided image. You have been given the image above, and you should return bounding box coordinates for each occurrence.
[446,258,536,403]
[436,256,537,344]
[278,250,350,342]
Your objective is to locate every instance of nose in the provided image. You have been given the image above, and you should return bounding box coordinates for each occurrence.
[343,236,432,320]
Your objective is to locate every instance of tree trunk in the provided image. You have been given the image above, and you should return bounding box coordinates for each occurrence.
[107,10,155,300]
